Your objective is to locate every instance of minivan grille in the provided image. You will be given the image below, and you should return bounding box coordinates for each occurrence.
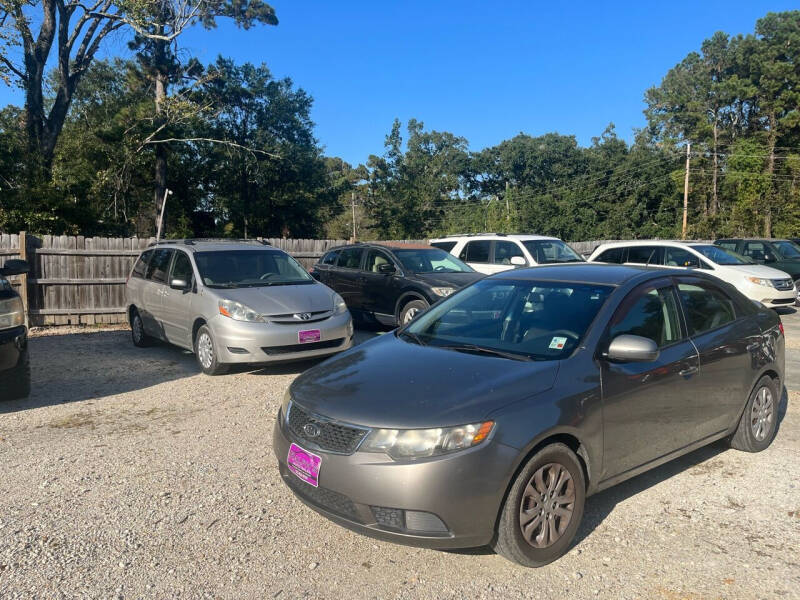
[287,403,368,454]
[265,310,332,324]
[772,278,795,291]
[262,338,344,355]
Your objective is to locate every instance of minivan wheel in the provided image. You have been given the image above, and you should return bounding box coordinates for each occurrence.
[194,325,228,376]
[399,299,429,326]
[729,375,779,452]
[130,309,152,347]
[493,443,586,567]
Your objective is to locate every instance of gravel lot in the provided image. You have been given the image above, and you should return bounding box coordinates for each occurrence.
[1,314,799,600]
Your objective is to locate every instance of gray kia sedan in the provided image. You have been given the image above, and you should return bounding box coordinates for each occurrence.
[126,239,353,374]
[273,264,784,567]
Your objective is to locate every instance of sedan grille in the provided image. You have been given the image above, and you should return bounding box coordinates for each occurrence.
[287,403,368,454]
[772,278,794,291]
[284,469,361,522]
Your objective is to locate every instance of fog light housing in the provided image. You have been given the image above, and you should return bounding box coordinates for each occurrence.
[370,506,448,534]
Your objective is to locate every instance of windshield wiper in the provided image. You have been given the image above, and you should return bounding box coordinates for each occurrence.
[399,330,427,346]
[436,343,535,362]
[208,283,240,288]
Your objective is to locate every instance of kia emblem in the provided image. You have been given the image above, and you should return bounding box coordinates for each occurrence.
[303,423,321,438]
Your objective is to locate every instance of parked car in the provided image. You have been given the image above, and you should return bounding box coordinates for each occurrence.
[429,233,584,275]
[0,259,30,400]
[715,238,800,285]
[589,240,797,309]
[310,243,483,326]
[125,239,353,375]
[273,264,783,567]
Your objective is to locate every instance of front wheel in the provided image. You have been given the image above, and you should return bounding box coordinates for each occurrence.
[492,443,586,567]
[399,299,429,326]
[729,375,779,452]
[1,357,31,401]
[194,325,228,376]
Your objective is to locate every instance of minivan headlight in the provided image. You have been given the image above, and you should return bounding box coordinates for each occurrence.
[0,296,24,330]
[746,277,774,288]
[361,421,494,460]
[333,293,348,315]
[218,299,264,322]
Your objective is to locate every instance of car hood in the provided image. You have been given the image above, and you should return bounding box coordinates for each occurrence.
[726,264,794,279]
[410,271,484,288]
[213,282,335,315]
[289,333,559,429]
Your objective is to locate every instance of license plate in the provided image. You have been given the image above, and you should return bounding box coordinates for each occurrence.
[298,329,321,343]
[287,443,321,487]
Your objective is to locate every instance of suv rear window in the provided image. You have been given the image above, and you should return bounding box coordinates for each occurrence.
[321,249,340,265]
[430,241,457,253]
[131,250,153,279]
[460,240,490,263]
[337,247,363,269]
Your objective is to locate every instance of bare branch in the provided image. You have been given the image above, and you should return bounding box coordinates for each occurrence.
[0,54,25,80]
[142,137,281,159]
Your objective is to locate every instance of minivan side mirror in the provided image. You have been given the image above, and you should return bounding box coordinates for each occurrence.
[170,278,189,290]
[0,259,30,276]
[510,256,526,267]
[605,334,660,362]
[378,262,396,274]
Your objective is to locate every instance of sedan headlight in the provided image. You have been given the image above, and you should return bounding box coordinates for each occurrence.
[746,277,774,288]
[431,286,456,297]
[333,293,348,315]
[0,296,24,330]
[218,299,264,322]
[361,421,495,460]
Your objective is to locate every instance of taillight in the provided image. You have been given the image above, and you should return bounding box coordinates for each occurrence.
[779,322,784,336]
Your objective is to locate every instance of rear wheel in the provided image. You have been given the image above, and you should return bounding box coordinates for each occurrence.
[399,299,429,326]
[194,325,228,376]
[493,443,586,567]
[130,309,153,347]
[1,355,30,401]
[729,375,779,452]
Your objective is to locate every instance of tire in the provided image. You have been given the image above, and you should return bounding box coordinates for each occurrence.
[729,375,779,452]
[399,299,429,326]
[194,325,228,376]
[130,309,153,348]
[492,443,586,567]
[1,356,31,401]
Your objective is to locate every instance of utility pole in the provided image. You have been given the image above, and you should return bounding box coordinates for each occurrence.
[681,143,691,240]
[351,192,357,242]
[156,188,172,242]
[505,181,510,226]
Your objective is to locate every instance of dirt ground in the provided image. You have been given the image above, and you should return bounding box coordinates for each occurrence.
[0,314,798,599]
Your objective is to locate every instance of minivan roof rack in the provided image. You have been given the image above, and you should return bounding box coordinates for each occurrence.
[148,238,272,247]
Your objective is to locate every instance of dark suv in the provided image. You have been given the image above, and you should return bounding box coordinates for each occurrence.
[715,238,800,283]
[0,259,31,400]
[311,243,483,326]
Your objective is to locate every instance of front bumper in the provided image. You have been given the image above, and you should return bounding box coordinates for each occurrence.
[741,284,797,308]
[272,409,518,549]
[0,324,27,372]
[209,312,354,364]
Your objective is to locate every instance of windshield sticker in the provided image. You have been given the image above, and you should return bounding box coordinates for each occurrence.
[549,336,567,350]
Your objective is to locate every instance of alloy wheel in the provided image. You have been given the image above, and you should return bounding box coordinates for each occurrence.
[750,386,774,442]
[197,332,214,369]
[403,308,420,324]
[519,463,576,548]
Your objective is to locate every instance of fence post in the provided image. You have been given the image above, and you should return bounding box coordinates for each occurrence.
[19,231,29,328]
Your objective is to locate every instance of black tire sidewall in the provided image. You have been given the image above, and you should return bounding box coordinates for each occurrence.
[399,299,429,326]
[130,310,150,347]
[496,443,586,567]
[736,375,779,452]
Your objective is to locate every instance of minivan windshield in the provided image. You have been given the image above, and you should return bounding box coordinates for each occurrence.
[402,279,612,361]
[522,240,583,264]
[692,245,752,265]
[392,248,474,273]
[194,250,313,288]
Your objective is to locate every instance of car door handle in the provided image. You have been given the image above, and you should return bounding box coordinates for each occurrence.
[678,366,698,377]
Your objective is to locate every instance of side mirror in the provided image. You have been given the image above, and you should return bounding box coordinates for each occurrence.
[764,253,776,264]
[170,278,189,290]
[378,263,396,274]
[510,256,527,267]
[0,259,30,276]
[605,334,660,363]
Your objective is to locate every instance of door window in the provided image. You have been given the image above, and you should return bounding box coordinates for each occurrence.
[595,247,625,263]
[460,240,490,263]
[664,247,700,268]
[716,241,737,252]
[609,286,683,348]
[321,249,340,265]
[678,282,737,335]
[131,250,153,279]
[170,252,194,284]
[627,246,663,265]
[365,249,393,273]
[145,249,173,284]
[742,242,767,262]
[337,247,364,269]
[493,241,526,265]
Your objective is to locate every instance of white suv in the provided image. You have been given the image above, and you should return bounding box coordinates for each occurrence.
[588,240,797,309]
[429,234,583,275]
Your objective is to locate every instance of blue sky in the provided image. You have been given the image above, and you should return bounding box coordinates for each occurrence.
[2,1,798,165]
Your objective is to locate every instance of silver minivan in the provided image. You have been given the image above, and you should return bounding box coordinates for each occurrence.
[125,239,353,374]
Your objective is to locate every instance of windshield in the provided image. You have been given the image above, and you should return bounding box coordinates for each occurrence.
[194,250,313,288]
[774,241,800,259]
[392,248,474,273]
[692,245,752,265]
[522,240,583,264]
[403,279,612,361]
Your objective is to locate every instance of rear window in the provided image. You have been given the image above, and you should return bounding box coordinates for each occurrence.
[131,250,153,279]
[145,249,173,284]
[595,247,625,264]
[627,246,663,265]
[321,249,340,265]
[460,240,491,263]
[336,247,363,269]
[430,241,457,253]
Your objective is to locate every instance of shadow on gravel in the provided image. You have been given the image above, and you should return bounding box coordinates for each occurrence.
[1,330,199,414]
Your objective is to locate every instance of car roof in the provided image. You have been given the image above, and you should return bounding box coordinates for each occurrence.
[430,234,560,242]
[148,239,281,253]
[593,240,704,251]
[326,242,438,252]
[488,263,688,285]
[715,238,791,242]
